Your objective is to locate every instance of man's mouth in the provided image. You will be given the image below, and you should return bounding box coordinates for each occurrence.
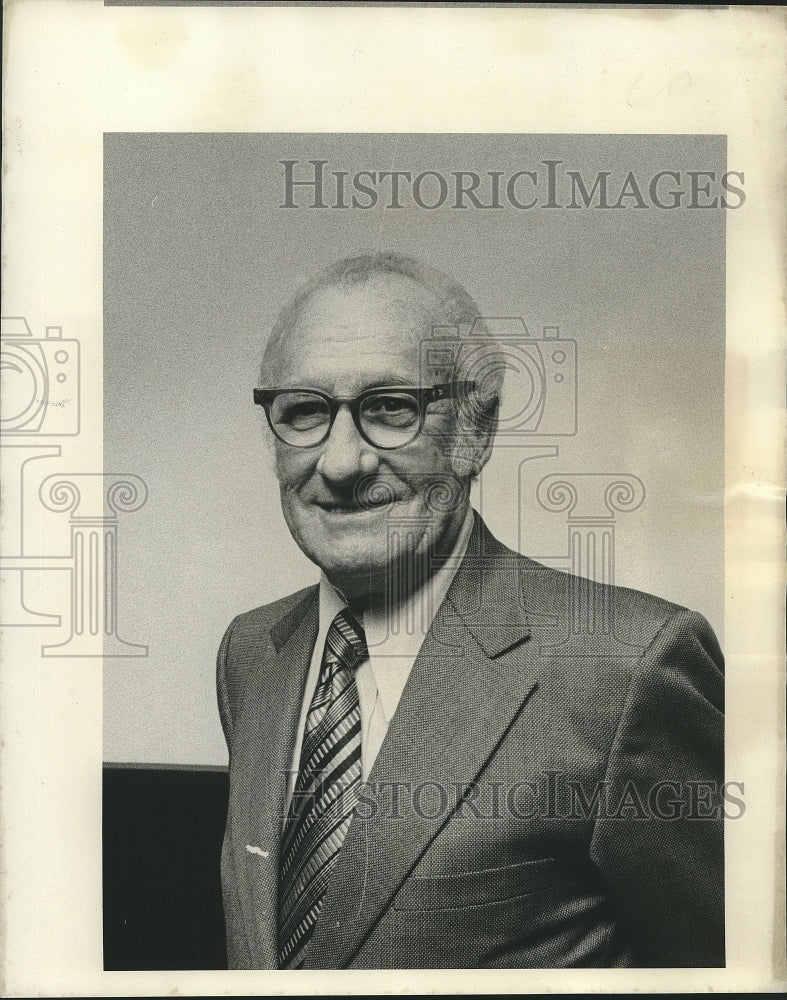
[314,495,407,514]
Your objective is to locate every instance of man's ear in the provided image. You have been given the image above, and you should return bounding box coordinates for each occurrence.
[450,397,499,479]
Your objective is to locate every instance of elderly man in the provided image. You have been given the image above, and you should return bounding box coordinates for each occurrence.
[217,252,725,970]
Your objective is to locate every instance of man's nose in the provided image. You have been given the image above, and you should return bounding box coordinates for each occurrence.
[315,406,379,482]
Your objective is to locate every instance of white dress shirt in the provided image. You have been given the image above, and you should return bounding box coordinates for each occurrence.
[285,506,475,811]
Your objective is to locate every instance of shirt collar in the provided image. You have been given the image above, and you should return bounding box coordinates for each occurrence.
[316,571,350,657]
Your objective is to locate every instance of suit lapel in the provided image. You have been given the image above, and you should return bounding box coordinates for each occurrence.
[304,516,540,969]
[228,588,318,968]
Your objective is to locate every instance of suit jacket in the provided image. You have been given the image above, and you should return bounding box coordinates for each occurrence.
[217,513,725,969]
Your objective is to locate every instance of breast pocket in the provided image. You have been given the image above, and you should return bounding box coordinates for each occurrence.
[393,857,555,912]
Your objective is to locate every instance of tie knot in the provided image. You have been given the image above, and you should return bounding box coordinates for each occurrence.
[327,608,369,672]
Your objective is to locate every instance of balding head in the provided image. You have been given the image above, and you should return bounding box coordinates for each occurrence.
[260,252,505,421]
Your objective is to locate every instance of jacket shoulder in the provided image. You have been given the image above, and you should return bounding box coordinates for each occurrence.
[505,548,724,725]
[495,534,717,655]
[228,585,318,641]
[216,585,318,742]
[470,514,717,657]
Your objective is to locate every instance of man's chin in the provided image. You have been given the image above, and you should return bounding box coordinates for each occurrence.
[311,543,395,589]
[301,534,422,602]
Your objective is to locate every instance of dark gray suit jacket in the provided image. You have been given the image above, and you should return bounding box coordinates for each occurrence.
[217,513,725,969]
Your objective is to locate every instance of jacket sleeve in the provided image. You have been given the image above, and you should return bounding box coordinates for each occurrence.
[216,615,240,750]
[216,613,257,968]
[589,608,726,967]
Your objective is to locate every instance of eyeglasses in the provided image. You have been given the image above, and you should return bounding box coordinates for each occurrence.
[253,382,477,450]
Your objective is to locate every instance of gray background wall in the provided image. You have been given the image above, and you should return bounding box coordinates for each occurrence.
[104,133,725,766]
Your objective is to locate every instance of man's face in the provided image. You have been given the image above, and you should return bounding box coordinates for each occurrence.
[266,275,474,602]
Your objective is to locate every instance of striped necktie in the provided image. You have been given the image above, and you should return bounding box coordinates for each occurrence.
[278,608,367,969]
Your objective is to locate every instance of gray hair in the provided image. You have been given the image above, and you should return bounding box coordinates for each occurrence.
[259,252,506,418]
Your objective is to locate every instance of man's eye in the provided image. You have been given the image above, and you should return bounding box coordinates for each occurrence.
[278,401,328,430]
[373,397,409,413]
[363,395,418,426]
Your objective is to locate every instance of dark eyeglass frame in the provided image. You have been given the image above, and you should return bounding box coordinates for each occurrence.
[253,381,477,450]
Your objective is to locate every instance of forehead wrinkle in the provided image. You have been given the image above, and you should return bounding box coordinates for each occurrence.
[270,332,421,384]
[295,279,441,337]
[291,329,414,353]
[264,276,448,389]
[272,362,422,394]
